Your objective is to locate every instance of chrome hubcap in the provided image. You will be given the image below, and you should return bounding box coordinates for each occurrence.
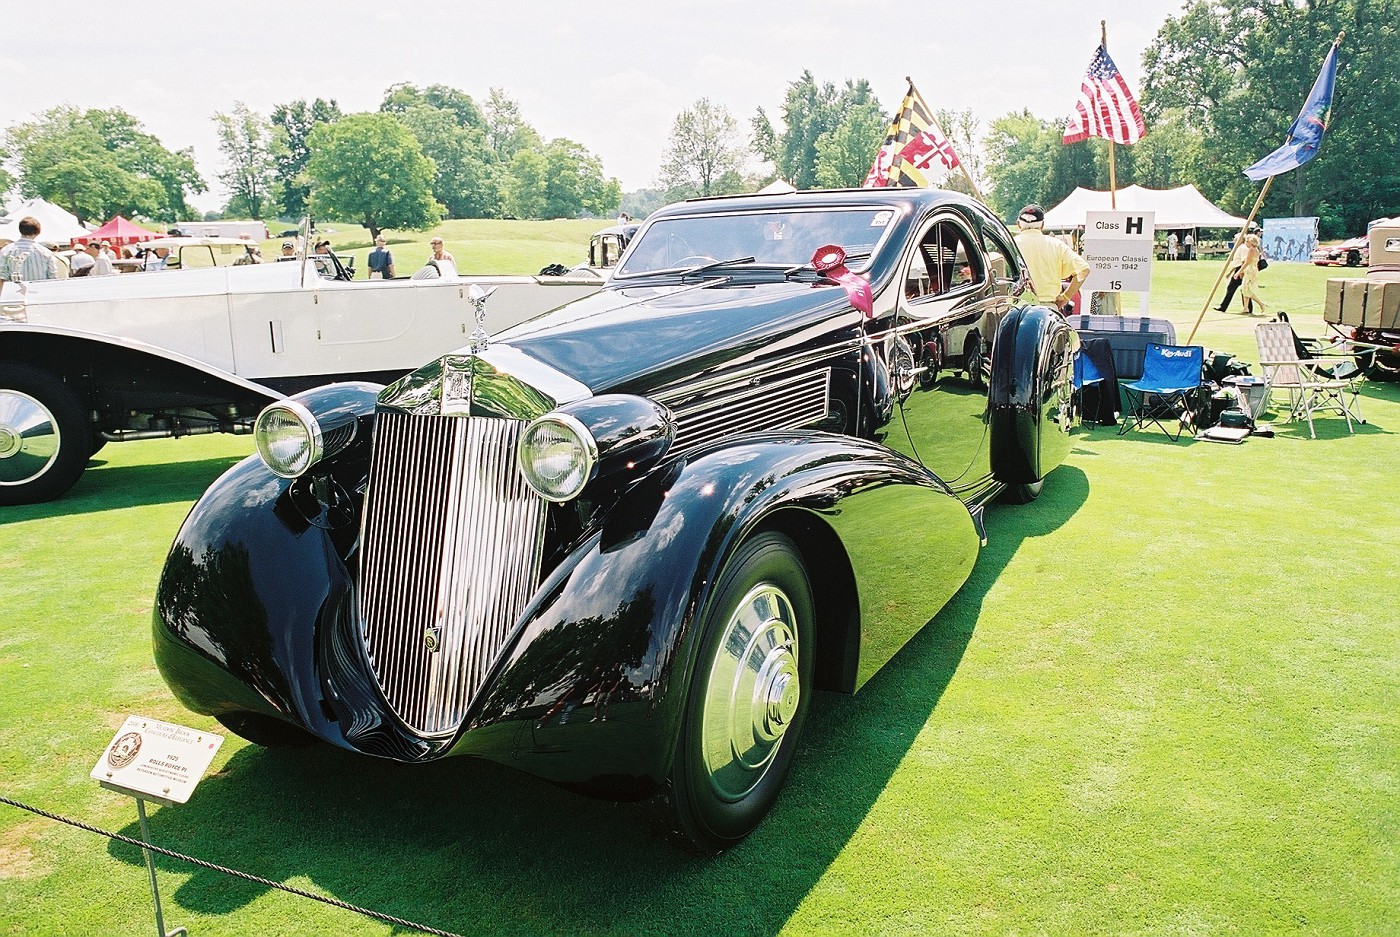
[701,583,801,802]
[0,390,60,485]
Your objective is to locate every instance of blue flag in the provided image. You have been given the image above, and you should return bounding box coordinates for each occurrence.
[1243,44,1339,181]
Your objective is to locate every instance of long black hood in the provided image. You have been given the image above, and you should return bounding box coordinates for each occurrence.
[492,278,862,394]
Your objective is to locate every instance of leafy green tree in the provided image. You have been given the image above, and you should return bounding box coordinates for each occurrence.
[381,82,485,129]
[212,102,279,219]
[658,98,746,198]
[814,101,887,188]
[6,106,204,223]
[543,139,620,218]
[270,98,341,218]
[305,113,443,239]
[396,103,504,219]
[1142,0,1400,235]
[484,88,543,164]
[505,148,548,219]
[753,74,881,189]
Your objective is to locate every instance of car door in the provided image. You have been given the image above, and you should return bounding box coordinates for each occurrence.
[882,212,1001,487]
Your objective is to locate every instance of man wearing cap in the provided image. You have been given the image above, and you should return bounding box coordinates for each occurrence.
[0,217,59,297]
[278,241,297,261]
[367,235,394,279]
[1013,204,1089,312]
[84,240,116,276]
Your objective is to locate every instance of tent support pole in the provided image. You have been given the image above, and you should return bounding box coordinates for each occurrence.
[1185,175,1275,344]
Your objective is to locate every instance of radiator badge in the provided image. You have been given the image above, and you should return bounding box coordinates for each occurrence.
[423,626,441,653]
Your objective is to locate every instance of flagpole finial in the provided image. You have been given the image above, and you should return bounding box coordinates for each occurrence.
[1101,20,1108,47]
[1335,30,1345,45]
[904,75,913,86]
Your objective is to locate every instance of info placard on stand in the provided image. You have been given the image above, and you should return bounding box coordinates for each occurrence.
[92,716,223,937]
[1083,210,1155,314]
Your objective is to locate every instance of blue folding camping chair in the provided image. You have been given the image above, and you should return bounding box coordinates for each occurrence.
[1117,343,1206,441]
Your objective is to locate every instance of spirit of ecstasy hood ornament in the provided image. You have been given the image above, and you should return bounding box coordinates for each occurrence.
[466,284,497,353]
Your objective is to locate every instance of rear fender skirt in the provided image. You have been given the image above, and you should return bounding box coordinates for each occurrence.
[988,305,1076,484]
[457,432,980,790]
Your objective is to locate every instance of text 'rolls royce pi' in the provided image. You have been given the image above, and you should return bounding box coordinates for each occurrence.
[153,188,1077,852]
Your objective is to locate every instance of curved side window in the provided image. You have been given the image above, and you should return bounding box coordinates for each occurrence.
[903,218,985,303]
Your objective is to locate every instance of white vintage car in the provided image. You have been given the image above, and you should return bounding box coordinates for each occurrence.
[0,251,604,504]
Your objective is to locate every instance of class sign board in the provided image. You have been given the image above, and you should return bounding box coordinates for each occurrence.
[1083,211,1155,294]
[91,715,223,805]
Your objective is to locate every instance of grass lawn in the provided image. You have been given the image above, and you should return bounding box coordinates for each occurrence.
[1,255,1396,935]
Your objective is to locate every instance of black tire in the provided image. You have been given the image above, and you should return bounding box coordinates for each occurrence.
[964,333,986,389]
[1345,250,1361,267]
[1000,479,1043,504]
[0,363,90,506]
[657,531,814,853]
[216,712,316,748]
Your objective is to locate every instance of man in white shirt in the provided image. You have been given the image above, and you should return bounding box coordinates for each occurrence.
[0,217,59,297]
[70,245,96,276]
[83,240,116,276]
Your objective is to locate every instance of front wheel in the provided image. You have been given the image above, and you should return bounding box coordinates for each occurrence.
[1000,479,1044,504]
[657,531,814,853]
[0,363,90,506]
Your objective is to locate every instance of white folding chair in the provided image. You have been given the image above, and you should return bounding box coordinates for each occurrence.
[1255,321,1364,438]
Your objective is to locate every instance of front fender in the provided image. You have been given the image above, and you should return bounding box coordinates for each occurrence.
[461,432,980,792]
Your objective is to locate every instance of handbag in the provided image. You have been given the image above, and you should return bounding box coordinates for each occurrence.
[1257,255,1269,270]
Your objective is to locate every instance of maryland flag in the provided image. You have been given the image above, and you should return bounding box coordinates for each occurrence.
[863,80,963,188]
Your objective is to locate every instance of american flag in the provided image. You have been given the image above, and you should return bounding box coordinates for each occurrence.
[863,80,965,188]
[1062,45,1146,145]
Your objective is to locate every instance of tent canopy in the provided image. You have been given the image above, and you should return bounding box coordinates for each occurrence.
[0,198,91,245]
[1042,184,1247,230]
[78,215,159,246]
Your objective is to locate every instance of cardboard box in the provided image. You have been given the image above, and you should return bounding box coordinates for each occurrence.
[1343,279,1370,327]
[1324,278,1349,324]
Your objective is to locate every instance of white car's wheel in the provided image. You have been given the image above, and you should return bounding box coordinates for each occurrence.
[0,364,90,505]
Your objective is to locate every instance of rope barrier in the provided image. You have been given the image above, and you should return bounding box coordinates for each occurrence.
[0,794,464,937]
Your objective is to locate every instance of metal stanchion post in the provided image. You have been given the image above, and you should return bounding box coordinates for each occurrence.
[135,797,187,937]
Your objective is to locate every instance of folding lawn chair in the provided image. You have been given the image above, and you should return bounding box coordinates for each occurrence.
[1255,321,1365,438]
[1117,342,1206,441]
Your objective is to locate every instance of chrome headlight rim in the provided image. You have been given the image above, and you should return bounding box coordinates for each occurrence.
[516,412,599,503]
[254,399,323,479]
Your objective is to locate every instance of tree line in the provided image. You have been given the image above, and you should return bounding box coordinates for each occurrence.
[3,0,1394,238]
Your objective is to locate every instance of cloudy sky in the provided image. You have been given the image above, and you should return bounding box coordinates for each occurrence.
[4,0,1186,210]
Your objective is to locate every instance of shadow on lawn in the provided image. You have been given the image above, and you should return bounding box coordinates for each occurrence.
[109,467,1088,936]
[0,454,244,525]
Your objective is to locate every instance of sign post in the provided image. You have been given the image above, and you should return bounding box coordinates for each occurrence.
[1082,210,1155,314]
[91,716,224,937]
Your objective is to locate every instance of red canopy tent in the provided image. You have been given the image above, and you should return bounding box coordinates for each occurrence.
[75,215,159,247]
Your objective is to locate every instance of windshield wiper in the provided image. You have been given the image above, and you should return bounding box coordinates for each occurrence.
[678,255,757,278]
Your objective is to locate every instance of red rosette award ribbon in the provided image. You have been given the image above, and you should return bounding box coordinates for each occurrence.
[812,244,873,318]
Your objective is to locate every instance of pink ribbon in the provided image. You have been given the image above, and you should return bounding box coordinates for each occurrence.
[812,245,873,317]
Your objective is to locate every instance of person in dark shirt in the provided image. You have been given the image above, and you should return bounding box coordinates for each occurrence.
[367,236,395,279]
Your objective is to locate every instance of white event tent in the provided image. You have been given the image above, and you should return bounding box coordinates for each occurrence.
[0,198,90,246]
[1042,184,1247,231]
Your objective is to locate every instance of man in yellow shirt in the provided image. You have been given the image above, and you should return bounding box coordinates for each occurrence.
[1012,204,1089,312]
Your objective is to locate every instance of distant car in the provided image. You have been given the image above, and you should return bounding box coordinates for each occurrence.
[0,251,604,504]
[152,187,1076,852]
[1311,236,1369,267]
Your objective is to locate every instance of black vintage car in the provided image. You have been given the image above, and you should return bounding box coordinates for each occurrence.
[154,188,1077,851]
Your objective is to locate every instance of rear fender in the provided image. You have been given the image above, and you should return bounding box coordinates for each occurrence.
[988,305,1076,484]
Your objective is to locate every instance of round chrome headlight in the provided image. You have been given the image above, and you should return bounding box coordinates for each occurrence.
[517,413,598,502]
[254,400,322,479]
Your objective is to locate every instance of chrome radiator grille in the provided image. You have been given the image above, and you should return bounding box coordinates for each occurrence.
[358,411,546,736]
[670,369,830,453]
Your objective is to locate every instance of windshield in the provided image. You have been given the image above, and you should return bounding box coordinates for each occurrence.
[616,207,898,277]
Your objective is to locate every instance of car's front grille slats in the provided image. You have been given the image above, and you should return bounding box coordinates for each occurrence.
[359,412,545,737]
[671,369,830,453]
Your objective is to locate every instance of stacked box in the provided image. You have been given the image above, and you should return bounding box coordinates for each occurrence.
[1324,278,1349,324]
[1369,280,1400,328]
[1343,280,1370,327]
[1371,224,1400,281]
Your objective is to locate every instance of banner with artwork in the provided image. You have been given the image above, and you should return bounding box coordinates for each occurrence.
[1260,216,1319,263]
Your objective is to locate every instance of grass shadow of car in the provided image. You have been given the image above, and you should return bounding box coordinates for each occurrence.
[0,454,246,525]
[109,467,1089,935]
